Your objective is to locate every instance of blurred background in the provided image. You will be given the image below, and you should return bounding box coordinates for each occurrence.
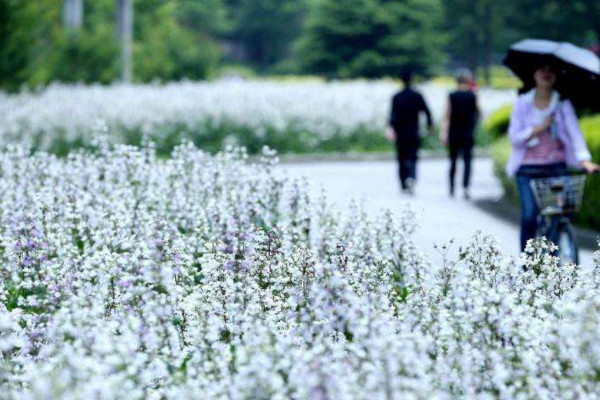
[1,0,599,88]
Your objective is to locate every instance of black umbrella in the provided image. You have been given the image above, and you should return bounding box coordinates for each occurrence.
[504,39,600,110]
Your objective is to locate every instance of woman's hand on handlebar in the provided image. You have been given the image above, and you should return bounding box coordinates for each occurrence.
[581,160,600,174]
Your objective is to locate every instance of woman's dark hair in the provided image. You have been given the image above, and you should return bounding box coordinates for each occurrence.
[518,60,560,95]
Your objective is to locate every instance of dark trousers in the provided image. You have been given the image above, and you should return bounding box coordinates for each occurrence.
[396,139,418,190]
[449,144,473,193]
[516,163,567,251]
[398,157,417,189]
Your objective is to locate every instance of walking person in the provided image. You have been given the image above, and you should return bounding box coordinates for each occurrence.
[440,69,480,199]
[386,71,433,194]
[506,63,599,251]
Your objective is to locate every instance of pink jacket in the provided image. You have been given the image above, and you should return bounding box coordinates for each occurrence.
[506,90,592,177]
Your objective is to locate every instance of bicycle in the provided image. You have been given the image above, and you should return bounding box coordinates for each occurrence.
[529,171,592,265]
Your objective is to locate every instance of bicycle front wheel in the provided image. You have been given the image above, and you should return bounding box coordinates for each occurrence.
[556,223,579,265]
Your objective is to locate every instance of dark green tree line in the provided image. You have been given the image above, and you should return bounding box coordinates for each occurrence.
[444,0,600,85]
[297,0,445,78]
[2,0,600,89]
[228,0,307,70]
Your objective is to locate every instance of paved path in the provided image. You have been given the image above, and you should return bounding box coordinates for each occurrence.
[280,158,596,268]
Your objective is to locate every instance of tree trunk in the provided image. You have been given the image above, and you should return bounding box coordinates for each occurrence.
[116,0,133,82]
[63,0,83,30]
[115,0,122,39]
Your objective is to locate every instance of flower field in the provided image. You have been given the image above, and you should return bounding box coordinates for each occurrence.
[1,141,599,398]
[0,81,514,156]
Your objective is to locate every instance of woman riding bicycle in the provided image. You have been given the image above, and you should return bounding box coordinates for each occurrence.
[507,63,600,251]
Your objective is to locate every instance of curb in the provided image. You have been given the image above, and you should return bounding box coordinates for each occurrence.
[277,148,490,164]
[474,196,599,251]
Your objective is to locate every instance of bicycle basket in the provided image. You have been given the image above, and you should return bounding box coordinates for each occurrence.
[529,175,586,215]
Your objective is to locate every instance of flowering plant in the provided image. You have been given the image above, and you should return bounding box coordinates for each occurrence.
[0,81,514,156]
[0,141,596,399]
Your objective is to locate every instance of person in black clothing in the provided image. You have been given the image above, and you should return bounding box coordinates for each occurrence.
[441,70,480,199]
[387,71,433,194]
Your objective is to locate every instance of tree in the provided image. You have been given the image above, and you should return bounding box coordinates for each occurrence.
[227,0,307,70]
[0,1,64,90]
[576,0,600,44]
[297,0,444,78]
[133,0,221,81]
[505,0,593,45]
[0,0,221,89]
[175,0,229,35]
[443,0,513,85]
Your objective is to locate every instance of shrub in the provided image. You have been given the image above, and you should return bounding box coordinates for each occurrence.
[484,104,512,140]
[477,66,522,90]
[490,136,518,202]
[578,115,600,228]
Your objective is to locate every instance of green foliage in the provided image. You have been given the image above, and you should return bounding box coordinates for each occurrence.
[228,0,307,70]
[297,0,445,78]
[490,136,518,203]
[214,64,258,80]
[484,104,513,140]
[134,0,220,82]
[51,32,119,85]
[443,0,513,81]
[175,0,230,35]
[0,0,221,89]
[507,0,599,45]
[476,67,521,90]
[0,0,61,90]
[443,0,600,85]
[491,114,600,230]
[0,1,119,88]
[578,116,600,229]
[25,121,393,158]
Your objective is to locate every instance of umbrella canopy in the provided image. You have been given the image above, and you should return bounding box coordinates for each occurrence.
[504,39,600,110]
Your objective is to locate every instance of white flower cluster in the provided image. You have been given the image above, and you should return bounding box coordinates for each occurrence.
[1,142,597,399]
[0,81,514,152]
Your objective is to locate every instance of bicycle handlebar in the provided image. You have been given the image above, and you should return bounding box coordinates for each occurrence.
[562,169,599,176]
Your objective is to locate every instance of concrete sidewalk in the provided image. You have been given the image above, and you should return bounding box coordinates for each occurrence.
[279,158,597,268]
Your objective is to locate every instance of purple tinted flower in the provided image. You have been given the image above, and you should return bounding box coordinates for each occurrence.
[29,330,43,340]
[118,279,132,288]
[23,257,33,267]
[240,232,251,241]
[310,386,327,400]
[223,260,235,271]
[225,245,234,254]
[240,260,251,272]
